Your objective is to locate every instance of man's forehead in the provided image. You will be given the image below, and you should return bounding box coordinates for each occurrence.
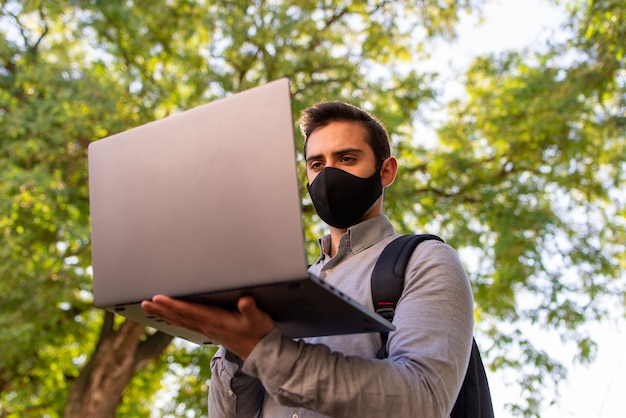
[305,121,370,155]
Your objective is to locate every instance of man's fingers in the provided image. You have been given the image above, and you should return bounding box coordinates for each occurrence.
[142,295,210,330]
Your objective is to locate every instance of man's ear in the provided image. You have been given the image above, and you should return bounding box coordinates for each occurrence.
[380,157,398,187]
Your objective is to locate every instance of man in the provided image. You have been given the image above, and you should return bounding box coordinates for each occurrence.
[142,101,474,417]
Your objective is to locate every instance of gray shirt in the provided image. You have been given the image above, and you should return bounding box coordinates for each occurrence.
[209,216,474,417]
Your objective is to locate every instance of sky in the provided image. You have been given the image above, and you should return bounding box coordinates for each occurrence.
[432,0,626,416]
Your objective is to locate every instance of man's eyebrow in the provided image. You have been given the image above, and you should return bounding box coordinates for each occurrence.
[305,153,323,163]
[305,148,365,163]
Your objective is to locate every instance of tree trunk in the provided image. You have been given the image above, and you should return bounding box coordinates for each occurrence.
[64,312,173,418]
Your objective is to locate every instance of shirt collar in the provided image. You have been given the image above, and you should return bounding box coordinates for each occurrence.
[316,215,395,259]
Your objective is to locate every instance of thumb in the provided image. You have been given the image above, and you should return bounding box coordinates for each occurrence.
[237,295,258,316]
[236,296,275,342]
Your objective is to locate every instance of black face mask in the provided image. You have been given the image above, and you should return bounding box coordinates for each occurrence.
[307,167,383,229]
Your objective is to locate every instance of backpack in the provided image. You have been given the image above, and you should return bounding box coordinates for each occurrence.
[371,234,494,418]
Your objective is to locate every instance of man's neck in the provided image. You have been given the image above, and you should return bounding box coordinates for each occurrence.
[328,227,348,258]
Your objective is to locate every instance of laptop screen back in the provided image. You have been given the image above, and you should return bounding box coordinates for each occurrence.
[89,78,307,307]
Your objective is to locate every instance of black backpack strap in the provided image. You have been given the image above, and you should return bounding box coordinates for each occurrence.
[371,233,494,418]
[371,234,443,359]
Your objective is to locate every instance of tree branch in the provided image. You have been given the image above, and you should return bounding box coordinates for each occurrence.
[96,310,116,352]
[134,331,174,371]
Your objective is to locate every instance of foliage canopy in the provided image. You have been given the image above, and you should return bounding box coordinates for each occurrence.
[0,0,623,416]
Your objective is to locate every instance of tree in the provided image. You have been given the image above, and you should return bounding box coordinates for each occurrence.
[418,0,624,415]
[1,0,623,416]
[0,0,477,416]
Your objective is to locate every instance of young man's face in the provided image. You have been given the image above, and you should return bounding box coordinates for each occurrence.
[305,120,378,184]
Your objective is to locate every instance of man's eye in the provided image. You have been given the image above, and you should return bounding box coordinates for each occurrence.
[310,162,323,169]
[340,156,355,163]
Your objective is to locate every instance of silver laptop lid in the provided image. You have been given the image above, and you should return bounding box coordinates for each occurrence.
[89,78,307,307]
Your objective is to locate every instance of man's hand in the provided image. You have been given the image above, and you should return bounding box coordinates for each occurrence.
[141,295,275,360]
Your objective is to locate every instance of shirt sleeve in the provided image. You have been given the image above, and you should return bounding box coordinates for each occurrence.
[241,240,475,417]
[208,346,264,417]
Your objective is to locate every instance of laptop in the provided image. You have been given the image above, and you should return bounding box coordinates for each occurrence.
[88,78,394,345]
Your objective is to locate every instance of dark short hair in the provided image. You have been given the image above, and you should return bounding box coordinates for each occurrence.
[299,101,391,163]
